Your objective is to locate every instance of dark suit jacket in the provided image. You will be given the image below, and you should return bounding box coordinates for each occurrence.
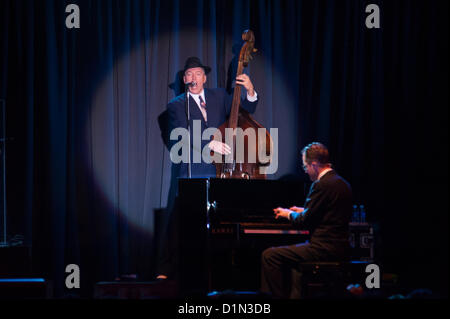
[290,170,353,258]
[167,88,258,180]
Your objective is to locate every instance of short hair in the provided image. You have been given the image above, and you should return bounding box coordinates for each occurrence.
[301,142,330,165]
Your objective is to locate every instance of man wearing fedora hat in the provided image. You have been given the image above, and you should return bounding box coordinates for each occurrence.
[156,56,259,281]
[172,56,257,157]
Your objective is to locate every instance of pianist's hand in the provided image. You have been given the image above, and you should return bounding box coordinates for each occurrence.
[289,206,304,213]
[273,207,292,220]
[208,140,232,155]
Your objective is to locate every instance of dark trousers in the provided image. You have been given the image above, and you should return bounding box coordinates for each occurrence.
[260,243,324,299]
[156,196,180,279]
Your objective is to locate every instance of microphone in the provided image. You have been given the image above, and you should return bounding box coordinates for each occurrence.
[185,81,197,87]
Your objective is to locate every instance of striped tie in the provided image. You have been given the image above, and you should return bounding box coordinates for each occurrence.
[199,95,207,122]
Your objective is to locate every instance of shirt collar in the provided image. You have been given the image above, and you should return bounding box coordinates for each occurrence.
[188,90,205,104]
[318,168,333,180]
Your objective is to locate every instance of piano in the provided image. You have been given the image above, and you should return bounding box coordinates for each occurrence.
[177,178,310,294]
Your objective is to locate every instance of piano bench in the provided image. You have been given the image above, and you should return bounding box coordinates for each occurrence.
[295,261,370,298]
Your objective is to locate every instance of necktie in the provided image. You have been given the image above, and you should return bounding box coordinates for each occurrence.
[199,95,207,122]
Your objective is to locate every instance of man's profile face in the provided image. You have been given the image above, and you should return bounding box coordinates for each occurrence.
[302,153,318,181]
[184,67,206,94]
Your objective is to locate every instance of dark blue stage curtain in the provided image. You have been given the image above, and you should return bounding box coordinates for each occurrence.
[0,0,447,297]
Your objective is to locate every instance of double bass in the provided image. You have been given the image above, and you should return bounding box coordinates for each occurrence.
[212,30,273,179]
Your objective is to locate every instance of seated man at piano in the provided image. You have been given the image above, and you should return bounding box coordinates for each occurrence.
[156,56,258,280]
[260,142,353,298]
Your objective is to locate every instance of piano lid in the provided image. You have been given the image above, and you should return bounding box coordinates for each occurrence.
[207,178,307,223]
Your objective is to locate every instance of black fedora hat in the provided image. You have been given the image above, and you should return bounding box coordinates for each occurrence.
[183,57,211,74]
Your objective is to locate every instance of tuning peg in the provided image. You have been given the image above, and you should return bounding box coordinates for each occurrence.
[253,48,258,53]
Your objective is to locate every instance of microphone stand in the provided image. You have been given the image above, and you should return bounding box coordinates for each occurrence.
[0,99,7,246]
[185,85,192,178]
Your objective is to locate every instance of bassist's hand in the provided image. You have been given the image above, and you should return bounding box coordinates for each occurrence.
[208,140,232,155]
[236,74,255,96]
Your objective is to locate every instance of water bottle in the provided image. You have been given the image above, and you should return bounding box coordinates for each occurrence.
[352,205,360,223]
[359,205,366,223]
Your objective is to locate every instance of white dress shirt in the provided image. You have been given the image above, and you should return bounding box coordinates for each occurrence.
[188,91,208,121]
[188,90,258,122]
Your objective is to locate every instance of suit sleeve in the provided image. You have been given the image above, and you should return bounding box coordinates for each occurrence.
[241,93,258,113]
[290,181,328,229]
[167,102,187,150]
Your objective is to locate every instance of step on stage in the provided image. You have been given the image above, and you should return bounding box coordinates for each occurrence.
[94,280,179,299]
